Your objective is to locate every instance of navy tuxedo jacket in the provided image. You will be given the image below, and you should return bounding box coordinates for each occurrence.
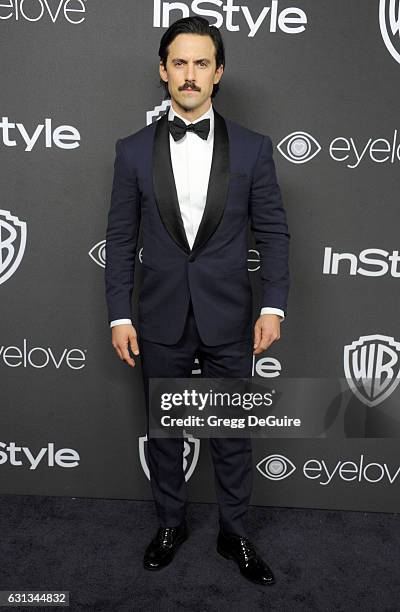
[105,107,290,346]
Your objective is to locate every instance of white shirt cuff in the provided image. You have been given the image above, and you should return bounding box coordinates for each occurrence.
[260,307,285,322]
[110,318,132,328]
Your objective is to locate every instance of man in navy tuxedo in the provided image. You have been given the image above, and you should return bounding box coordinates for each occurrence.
[105,16,290,586]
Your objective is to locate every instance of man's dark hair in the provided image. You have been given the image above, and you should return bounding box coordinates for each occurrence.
[158,16,225,99]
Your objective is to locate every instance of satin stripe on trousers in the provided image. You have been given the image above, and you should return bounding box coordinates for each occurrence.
[138,297,254,537]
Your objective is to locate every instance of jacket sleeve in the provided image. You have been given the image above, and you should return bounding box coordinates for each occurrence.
[249,135,290,314]
[105,138,141,325]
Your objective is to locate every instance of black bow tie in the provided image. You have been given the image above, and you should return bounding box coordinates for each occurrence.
[168,115,210,142]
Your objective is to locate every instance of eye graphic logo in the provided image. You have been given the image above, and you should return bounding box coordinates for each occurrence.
[256,454,296,480]
[0,209,27,285]
[344,334,400,407]
[88,240,106,268]
[247,248,260,272]
[379,0,400,65]
[139,430,200,481]
[277,131,321,164]
[90,242,144,268]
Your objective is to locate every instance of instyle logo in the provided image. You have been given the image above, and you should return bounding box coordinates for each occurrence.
[257,453,400,485]
[379,0,400,65]
[278,130,400,167]
[1,117,80,151]
[0,209,27,285]
[139,430,200,481]
[153,0,307,37]
[0,339,86,369]
[0,0,86,23]
[0,442,80,469]
[323,247,400,277]
[344,334,400,407]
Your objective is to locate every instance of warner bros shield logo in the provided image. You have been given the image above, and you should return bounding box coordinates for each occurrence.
[0,209,27,285]
[344,334,400,407]
[139,430,200,481]
[379,0,400,64]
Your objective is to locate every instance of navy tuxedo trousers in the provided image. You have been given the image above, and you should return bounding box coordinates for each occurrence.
[138,298,254,537]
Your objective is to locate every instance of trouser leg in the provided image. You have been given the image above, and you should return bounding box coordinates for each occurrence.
[138,299,199,527]
[198,335,254,537]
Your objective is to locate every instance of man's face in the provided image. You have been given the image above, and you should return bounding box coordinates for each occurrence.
[159,33,223,113]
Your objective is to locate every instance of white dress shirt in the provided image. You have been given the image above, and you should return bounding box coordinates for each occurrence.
[110,103,285,328]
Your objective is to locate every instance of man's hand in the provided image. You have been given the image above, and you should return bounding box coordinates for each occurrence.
[111,324,140,368]
[253,314,281,355]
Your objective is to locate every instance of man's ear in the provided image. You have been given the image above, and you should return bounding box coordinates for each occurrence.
[214,65,224,84]
[159,61,167,81]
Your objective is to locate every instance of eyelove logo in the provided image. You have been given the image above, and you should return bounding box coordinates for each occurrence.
[88,239,106,268]
[252,355,281,378]
[0,339,86,369]
[0,0,86,23]
[278,129,400,167]
[0,442,80,469]
[153,0,307,38]
[256,453,400,485]
[1,117,80,151]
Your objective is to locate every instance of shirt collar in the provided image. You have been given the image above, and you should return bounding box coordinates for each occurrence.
[168,102,214,137]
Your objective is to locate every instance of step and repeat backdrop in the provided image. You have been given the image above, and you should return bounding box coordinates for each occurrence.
[1,1,400,512]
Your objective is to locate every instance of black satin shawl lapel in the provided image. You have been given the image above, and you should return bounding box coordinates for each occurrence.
[152,108,230,256]
[191,108,229,255]
[153,111,191,253]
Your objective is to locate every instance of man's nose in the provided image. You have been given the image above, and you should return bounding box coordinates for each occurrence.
[185,63,196,82]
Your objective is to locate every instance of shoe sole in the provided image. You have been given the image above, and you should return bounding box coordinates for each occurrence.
[217,545,275,586]
[143,531,188,571]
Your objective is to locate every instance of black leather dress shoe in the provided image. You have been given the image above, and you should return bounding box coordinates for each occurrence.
[217,530,275,586]
[143,520,188,570]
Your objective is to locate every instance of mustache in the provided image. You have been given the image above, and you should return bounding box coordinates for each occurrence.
[180,83,200,91]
